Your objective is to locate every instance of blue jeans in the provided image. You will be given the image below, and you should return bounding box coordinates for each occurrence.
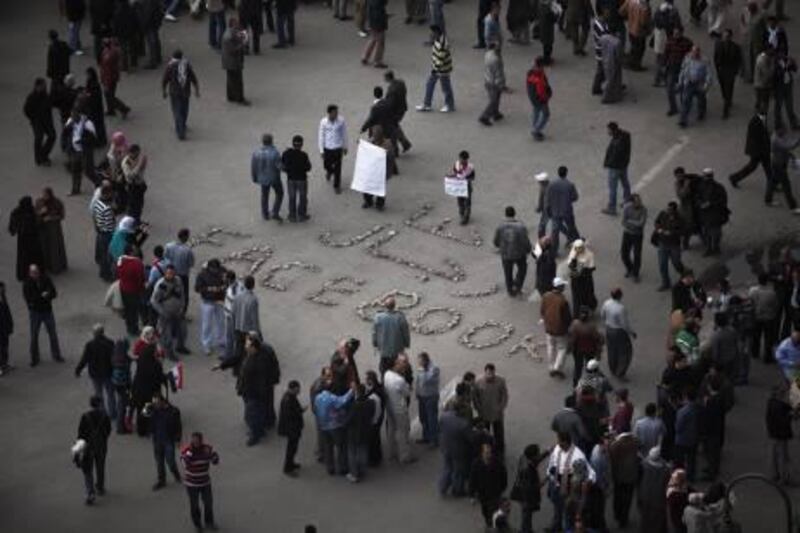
[423,72,455,109]
[276,11,295,45]
[680,83,706,124]
[657,244,684,287]
[438,452,467,496]
[549,214,580,251]
[287,180,308,219]
[244,397,267,440]
[29,310,61,363]
[164,0,180,15]
[154,440,180,482]
[607,167,631,212]
[209,11,226,48]
[532,102,550,134]
[92,377,117,420]
[260,182,284,219]
[67,20,82,51]
[170,94,190,140]
[417,394,439,444]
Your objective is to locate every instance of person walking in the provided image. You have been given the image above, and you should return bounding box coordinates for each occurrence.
[653,201,686,291]
[601,122,632,215]
[713,29,742,119]
[47,30,71,92]
[194,259,227,357]
[362,0,388,68]
[75,395,111,505]
[696,168,730,255]
[277,380,305,476]
[416,25,455,113]
[136,0,164,69]
[318,105,348,194]
[63,108,98,195]
[62,0,87,54]
[372,296,410,374]
[620,194,647,281]
[251,133,284,222]
[150,265,188,361]
[165,228,195,316]
[282,135,312,222]
[0,282,13,376]
[546,166,581,252]
[493,206,533,296]
[768,124,800,213]
[75,324,116,418]
[541,278,572,378]
[415,351,440,446]
[470,443,508,528]
[384,71,411,153]
[180,432,219,531]
[474,363,509,454]
[677,45,713,128]
[601,288,636,379]
[773,53,799,130]
[222,17,250,105]
[162,50,200,141]
[478,42,505,126]
[149,393,183,490]
[273,0,297,48]
[526,56,552,141]
[207,0,226,48]
[99,38,131,118]
[23,264,64,366]
[23,78,56,167]
[729,106,771,189]
[664,27,694,116]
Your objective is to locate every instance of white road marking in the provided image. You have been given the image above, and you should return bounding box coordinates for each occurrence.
[633,135,690,193]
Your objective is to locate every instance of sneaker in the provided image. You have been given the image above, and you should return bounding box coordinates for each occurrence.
[152,481,166,491]
[176,346,191,355]
[164,13,178,22]
[439,105,453,113]
[358,30,369,38]
[73,49,85,56]
[478,117,492,126]
[415,104,432,112]
[346,473,359,483]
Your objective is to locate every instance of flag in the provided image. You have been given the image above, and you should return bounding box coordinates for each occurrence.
[169,361,184,390]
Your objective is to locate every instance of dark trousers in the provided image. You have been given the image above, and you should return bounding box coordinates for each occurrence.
[104,82,130,116]
[29,310,62,363]
[756,87,772,112]
[362,193,385,208]
[657,244,684,288]
[262,0,276,32]
[480,497,501,527]
[480,83,502,121]
[121,291,141,336]
[154,440,180,482]
[476,8,490,46]
[287,180,308,220]
[704,435,722,478]
[179,274,190,316]
[82,450,107,497]
[767,166,798,209]
[114,385,129,432]
[209,11,226,48]
[628,34,646,68]
[367,423,383,466]
[520,501,537,533]
[276,11,295,45]
[69,150,97,194]
[718,73,736,113]
[226,69,245,102]
[549,214,580,251]
[284,434,300,472]
[323,148,343,189]
[244,397,267,440]
[620,231,643,276]
[572,351,586,387]
[730,154,771,187]
[675,444,698,481]
[489,419,505,453]
[774,84,799,128]
[752,318,778,361]
[501,257,527,294]
[95,231,113,281]
[265,384,276,428]
[144,30,162,68]
[0,333,9,368]
[321,427,348,474]
[613,482,635,527]
[666,66,681,113]
[169,94,190,140]
[31,121,56,164]
[186,485,214,528]
[260,182,284,218]
[417,394,440,445]
[457,184,472,222]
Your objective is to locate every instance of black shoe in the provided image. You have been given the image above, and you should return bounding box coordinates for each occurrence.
[728,175,739,189]
[272,43,287,49]
[246,436,260,446]
[493,113,504,121]
[152,481,166,491]
[478,117,492,126]
[667,109,677,116]
[176,347,191,355]
[273,215,284,223]
[472,43,486,49]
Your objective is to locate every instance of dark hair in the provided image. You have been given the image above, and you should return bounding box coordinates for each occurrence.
[616,388,629,401]
[463,371,476,382]
[524,443,541,460]
[558,166,568,178]
[292,134,303,144]
[207,258,221,269]
[305,526,318,533]
[384,70,395,81]
[505,206,516,218]
[668,201,678,209]
[419,351,430,364]
[165,264,176,272]
[758,272,769,285]
[557,432,572,445]
[535,56,546,67]
[48,29,58,40]
[714,313,729,327]
[129,144,141,155]
[565,395,576,408]
[90,396,103,409]
[178,228,190,242]
[645,402,657,416]
[288,380,300,389]
[244,275,255,290]
[608,121,619,132]
[124,243,134,255]
[455,382,468,396]
[611,287,623,300]
[172,49,184,59]
[154,245,165,258]
[485,363,496,372]
[373,86,383,99]
[327,104,338,113]
[673,166,685,176]
[459,150,470,160]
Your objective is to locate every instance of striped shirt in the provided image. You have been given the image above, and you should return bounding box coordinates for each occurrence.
[431,35,452,74]
[92,198,116,233]
[592,18,609,60]
[318,117,348,154]
[180,444,219,487]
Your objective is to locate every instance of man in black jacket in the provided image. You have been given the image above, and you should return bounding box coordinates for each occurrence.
[273,0,296,48]
[46,30,71,92]
[729,107,772,189]
[0,281,13,375]
[384,71,411,154]
[713,30,742,119]
[214,332,281,445]
[766,382,794,485]
[77,395,112,505]
[194,259,227,357]
[76,324,116,420]
[135,0,164,69]
[88,0,114,62]
[149,393,183,490]
[602,122,632,216]
[360,96,398,152]
[22,264,63,366]
[696,169,729,256]
[23,78,56,167]
[278,380,304,475]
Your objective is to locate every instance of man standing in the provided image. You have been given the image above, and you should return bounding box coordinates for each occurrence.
[314,379,354,475]
[415,352,440,446]
[231,276,261,360]
[483,1,502,49]
[754,46,777,111]
[75,324,115,418]
[473,364,509,454]
[372,296,410,374]
[591,9,610,95]
[117,244,146,336]
[194,259,227,357]
[384,71,412,153]
[221,17,250,105]
[602,122,632,215]
[609,431,639,528]
[653,201,685,291]
[23,78,56,167]
[162,50,200,141]
[714,29,742,119]
[546,166,581,252]
[207,0,226,48]
[384,355,415,464]
[150,265,188,361]
[601,288,636,379]
[416,25,454,113]
[362,0,388,68]
[278,380,304,476]
[64,108,97,195]
[749,273,780,362]
[773,53,799,130]
[478,42,505,126]
[165,228,195,316]
[729,106,771,189]
[180,432,219,531]
[439,404,472,496]
[149,393,183,490]
[696,168,729,255]
[136,0,164,69]
[526,57,551,141]
[541,278,572,378]
[620,193,647,281]
[251,133,284,222]
[47,30,72,91]
[238,0,264,54]
[76,396,111,505]
[318,105,348,194]
[91,184,115,281]
[23,264,63,367]
[677,45,713,127]
[768,124,800,213]
[282,135,312,222]
[493,206,533,296]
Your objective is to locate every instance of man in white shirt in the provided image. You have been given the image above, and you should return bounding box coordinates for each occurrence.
[318,104,348,194]
[383,354,415,464]
[64,109,97,195]
[546,432,596,530]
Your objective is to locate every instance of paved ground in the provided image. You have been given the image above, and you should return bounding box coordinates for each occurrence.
[1,0,799,531]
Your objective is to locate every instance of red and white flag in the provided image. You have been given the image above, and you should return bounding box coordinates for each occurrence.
[170,362,184,390]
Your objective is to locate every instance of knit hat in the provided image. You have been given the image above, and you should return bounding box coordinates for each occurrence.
[586,359,599,372]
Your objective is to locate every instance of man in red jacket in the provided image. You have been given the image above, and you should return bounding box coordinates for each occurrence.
[99,37,131,118]
[526,57,551,141]
[117,243,145,336]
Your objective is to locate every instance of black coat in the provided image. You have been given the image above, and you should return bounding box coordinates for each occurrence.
[131,353,166,407]
[671,280,706,313]
[23,90,54,127]
[76,335,115,379]
[65,0,87,21]
[112,0,140,39]
[469,457,508,501]
[361,98,397,138]
[228,345,281,400]
[701,394,725,441]
[135,0,164,31]
[89,0,114,36]
[9,204,44,282]
[275,0,297,14]
[384,79,408,121]
[766,397,793,440]
[0,298,13,337]
[603,130,631,170]
[239,0,264,32]
[536,249,557,295]
[745,115,770,158]
[510,455,545,509]
[697,179,729,227]
[78,408,112,453]
[278,392,304,438]
[150,403,183,443]
[346,396,375,444]
[22,276,57,314]
[713,40,742,79]
[47,40,72,83]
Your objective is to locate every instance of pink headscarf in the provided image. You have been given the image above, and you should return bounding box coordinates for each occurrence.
[111,131,128,150]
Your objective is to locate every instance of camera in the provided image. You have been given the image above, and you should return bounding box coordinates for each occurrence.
[345,337,361,356]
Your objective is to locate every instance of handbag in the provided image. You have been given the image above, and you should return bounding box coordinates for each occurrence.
[649,229,660,247]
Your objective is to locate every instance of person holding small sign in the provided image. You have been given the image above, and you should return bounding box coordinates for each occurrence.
[445,150,475,225]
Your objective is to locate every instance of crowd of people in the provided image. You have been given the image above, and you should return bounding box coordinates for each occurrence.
[3,0,800,531]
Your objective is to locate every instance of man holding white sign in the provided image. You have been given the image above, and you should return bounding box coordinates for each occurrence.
[444,150,475,225]
[351,126,394,211]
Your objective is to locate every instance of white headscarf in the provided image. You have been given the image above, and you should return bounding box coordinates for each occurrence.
[118,216,136,232]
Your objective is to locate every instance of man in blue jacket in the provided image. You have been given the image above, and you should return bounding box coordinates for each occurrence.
[314,381,355,476]
[251,133,284,222]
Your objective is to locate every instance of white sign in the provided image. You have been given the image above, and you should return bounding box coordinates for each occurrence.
[444,177,469,198]
[351,140,387,197]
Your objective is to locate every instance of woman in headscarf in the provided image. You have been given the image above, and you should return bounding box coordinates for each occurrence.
[638,447,672,533]
[568,239,597,312]
[131,343,166,436]
[121,143,148,221]
[8,196,44,281]
[107,131,129,212]
[132,325,165,360]
[34,188,68,274]
[666,468,690,533]
[108,215,148,264]
[84,67,107,146]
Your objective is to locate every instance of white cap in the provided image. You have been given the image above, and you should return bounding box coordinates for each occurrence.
[572,239,585,248]
[702,168,714,176]
[535,172,549,182]
[553,277,567,288]
[586,359,599,371]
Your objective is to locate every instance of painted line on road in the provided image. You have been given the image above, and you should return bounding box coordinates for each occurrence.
[633,135,690,193]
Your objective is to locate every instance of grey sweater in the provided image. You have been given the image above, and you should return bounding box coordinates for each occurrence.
[622,204,648,235]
